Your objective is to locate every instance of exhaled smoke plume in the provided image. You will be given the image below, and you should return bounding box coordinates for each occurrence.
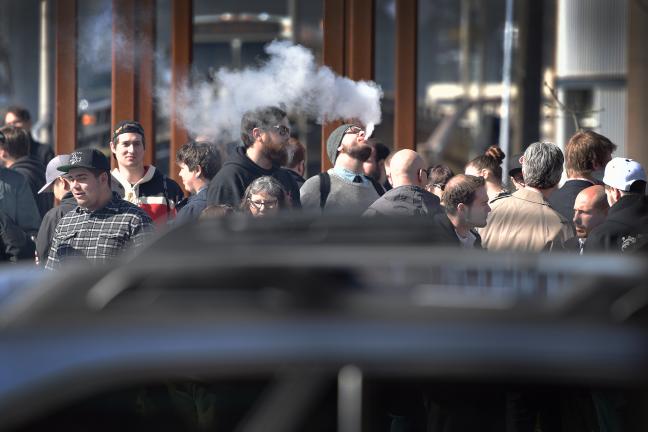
[158,41,383,142]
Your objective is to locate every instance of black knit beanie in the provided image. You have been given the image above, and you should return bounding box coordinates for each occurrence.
[326,124,354,165]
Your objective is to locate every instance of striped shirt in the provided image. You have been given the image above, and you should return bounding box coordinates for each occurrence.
[45,192,154,270]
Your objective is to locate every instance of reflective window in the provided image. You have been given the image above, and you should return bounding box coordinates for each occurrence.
[417,0,509,172]
[77,0,112,150]
[0,1,54,145]
[154,0,323,177]
[373,0,395,149]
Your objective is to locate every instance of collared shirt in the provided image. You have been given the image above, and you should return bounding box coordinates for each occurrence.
[332,166,370,186]
[455,229,477,248]
[45,192,154,270]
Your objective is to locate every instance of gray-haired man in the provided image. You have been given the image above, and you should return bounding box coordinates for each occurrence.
[480,141,574,252]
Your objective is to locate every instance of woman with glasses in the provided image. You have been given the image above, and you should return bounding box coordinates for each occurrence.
[240,176,290,217]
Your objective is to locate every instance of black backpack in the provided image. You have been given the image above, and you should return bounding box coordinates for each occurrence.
[318,172,385,209]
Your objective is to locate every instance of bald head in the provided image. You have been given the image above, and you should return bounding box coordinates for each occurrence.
[573,185,609,238]
[389,150,426,187]
[575,185,607,210]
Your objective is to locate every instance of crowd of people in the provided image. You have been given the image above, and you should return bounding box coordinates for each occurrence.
[0,104,646,269]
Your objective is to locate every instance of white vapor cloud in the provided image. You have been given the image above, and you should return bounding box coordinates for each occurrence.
[158,40,383,142]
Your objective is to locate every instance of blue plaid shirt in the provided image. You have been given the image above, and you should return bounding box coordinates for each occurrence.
[45,192,154,270]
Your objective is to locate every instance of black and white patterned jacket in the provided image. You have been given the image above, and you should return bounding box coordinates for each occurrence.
[45,192,154,270]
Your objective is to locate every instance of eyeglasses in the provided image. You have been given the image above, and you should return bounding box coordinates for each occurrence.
[433,183,446,191]
[422,167,433,177]
[344,126,364,135]
[249,199,278,210]
[271,125,290,137]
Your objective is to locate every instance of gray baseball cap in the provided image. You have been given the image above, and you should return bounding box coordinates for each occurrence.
[38,154,70,194]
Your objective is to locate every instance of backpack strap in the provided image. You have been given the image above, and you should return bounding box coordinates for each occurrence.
[162,176,171,218]
[318,172,331,209]
[367,176,385,197]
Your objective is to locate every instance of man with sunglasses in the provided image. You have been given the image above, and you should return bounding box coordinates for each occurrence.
[363,149,441,217]
[301,123,383,214]
[206,106,301,208]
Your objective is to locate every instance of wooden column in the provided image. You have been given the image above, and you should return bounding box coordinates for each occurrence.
[170,0,192,184]
[627,0,648,169]
[345,0,374,81]
[54,0,77,155]
[321,0,346,171]
[394,0,417,151]
[111,0,156,166]
[136,0,156,166]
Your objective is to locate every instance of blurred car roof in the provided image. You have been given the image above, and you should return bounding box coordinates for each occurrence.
[1,214,647,429]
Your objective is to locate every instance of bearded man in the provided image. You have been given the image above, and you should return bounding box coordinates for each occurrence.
[206,106,301,208]
[300,124,383,214]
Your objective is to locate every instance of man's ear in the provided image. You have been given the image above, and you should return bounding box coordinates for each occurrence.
[100,171,110,185]
[251,128,262,141]
[60,177,71,191]
[613,187,622,201]
[109,141,116,153]
[194,165,203,178]
[417,168,425,184]
[519,156,525,165]
[457,202,466,215]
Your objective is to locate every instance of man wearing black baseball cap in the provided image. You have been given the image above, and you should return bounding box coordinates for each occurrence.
[110,120,183,224]
[45,148,154,270]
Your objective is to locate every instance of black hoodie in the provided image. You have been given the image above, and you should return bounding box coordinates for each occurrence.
[206,146,301,208]
[585,194,648,253]
[11,156,52,218]
[35,191,77,266]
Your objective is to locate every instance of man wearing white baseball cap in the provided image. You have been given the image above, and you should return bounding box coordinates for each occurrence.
[35,154,74,266]
[585,157,648,253]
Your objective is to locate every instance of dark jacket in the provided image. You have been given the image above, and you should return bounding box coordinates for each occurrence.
[363,185,441,217]
[30,138,55,166]
[0,209,35,262]
[433,212,483,248]
[562,236,584,254]
[287,169,306,189]
[206,146,301,208]
[11,156,52,218]
[0,167,41,235]
[175,188,208,225]
[35,192,77,266]
[548,179,596,222]
[585,194,648,253]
